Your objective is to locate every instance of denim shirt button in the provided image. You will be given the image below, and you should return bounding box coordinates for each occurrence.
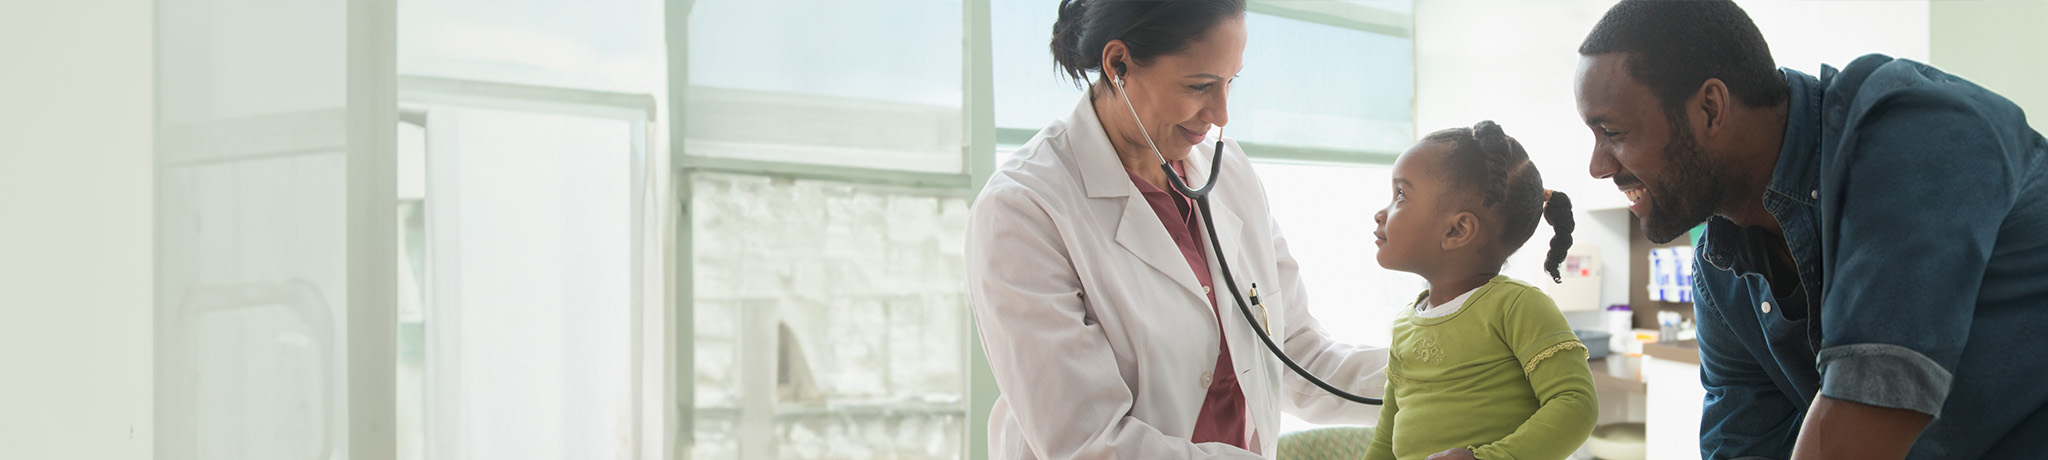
[1811,190,1818,199]
[1761,301,1774,314]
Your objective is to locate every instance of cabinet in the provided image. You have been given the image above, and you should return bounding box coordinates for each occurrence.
[1642,342,1705,460]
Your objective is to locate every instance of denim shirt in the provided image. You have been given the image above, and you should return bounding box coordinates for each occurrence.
[1692,54,2048,460]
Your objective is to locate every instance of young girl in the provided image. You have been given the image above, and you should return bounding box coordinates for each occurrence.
[1364,121,1597,460]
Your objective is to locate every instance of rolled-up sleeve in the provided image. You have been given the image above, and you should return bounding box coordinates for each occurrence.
[1816,87,2015,418]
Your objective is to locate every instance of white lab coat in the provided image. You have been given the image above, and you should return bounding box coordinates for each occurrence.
[967,96,1390,460]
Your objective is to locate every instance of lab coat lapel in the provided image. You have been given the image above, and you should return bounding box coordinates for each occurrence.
[1065,96,1211,303]
[1113,198,1210,301]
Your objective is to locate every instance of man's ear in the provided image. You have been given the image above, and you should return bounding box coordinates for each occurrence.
[1695,78,1730,138]
[1442,211,1480,251]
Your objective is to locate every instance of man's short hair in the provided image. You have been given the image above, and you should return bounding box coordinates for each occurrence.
[1579,0,1790,117]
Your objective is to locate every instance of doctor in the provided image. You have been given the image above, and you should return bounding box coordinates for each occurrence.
[966,0,1389,458]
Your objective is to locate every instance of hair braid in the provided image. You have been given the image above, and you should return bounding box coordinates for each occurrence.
[1542,191,1576,283]
[1473,120,1511,207]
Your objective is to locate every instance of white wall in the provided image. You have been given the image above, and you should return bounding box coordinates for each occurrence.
[1413,0,1930,311]
[1932,0,2048,133]
[0,0,155,459]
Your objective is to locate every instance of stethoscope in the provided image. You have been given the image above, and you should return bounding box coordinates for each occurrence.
[1112,71,1383,405]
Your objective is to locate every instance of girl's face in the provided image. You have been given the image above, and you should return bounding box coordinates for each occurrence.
[1374,142,1463,274]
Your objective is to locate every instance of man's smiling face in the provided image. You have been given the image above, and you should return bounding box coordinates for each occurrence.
[1575,53,1728,243]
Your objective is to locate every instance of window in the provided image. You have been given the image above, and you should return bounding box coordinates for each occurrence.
[1230,11,1414,156]
[678,0,977,459]
[992,0,1415,161]
[688,173,970,459]
[684,0,966,174]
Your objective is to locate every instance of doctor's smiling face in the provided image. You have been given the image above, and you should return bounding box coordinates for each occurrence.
[1097,15,1246,163]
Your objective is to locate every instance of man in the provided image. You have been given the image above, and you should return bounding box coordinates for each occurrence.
[1572,1,2048,459]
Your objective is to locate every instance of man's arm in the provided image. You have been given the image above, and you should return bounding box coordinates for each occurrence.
[1789,396,1932,460]
[1804,63,2020,459]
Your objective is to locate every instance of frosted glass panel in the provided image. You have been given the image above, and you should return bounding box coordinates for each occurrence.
[691,172,969,459]
[155,0,353,458]
[683,0,965,173]
[158,153,351,460]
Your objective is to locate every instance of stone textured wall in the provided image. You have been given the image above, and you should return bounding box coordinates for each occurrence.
[691,172,970,459]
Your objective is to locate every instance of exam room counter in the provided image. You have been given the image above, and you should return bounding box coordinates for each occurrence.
[1584,340,1698,395]
[1576,342,1704,460]
[1641,340,1701,365]
[1641,341,1704,460]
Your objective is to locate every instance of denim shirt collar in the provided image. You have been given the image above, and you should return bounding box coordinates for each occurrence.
[1699,66,1829,277]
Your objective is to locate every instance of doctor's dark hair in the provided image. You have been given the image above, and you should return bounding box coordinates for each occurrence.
[1421,121,1576,283]
[1579,0,1788,125]
[1050,0,1246,89]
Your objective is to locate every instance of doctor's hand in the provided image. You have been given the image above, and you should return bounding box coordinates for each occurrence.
[1424,448,1478,460]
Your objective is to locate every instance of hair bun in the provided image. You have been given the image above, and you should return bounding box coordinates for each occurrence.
[1050,0,1096,83]
[1472,120,1506,142]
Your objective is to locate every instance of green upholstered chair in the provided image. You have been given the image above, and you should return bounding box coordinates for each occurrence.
[1276,425,1376,460]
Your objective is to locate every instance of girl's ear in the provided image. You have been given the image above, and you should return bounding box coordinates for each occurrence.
[1441,211,1480,251]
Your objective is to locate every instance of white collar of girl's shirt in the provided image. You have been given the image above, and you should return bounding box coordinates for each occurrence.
[1415,286,1478,319]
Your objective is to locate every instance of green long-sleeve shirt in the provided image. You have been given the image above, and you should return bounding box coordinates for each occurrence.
[1364,276,1598,460]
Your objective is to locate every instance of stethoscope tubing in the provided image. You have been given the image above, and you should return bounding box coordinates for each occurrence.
[1178,166,1384,406]
[1114,73,1382,405]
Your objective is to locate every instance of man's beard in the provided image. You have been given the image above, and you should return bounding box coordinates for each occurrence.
[1642,120,1726,244]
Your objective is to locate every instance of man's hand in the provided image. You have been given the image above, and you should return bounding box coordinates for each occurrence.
[1790,395,1933,460]
[1425,448,1478,460]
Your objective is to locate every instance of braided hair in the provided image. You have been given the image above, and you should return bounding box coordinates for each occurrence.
[1420,120,1576,283]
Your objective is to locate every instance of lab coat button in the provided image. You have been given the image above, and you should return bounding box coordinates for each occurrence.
[1761,301,1773,314]
[1200,370,1213,388]
[1203,285,1212,294]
